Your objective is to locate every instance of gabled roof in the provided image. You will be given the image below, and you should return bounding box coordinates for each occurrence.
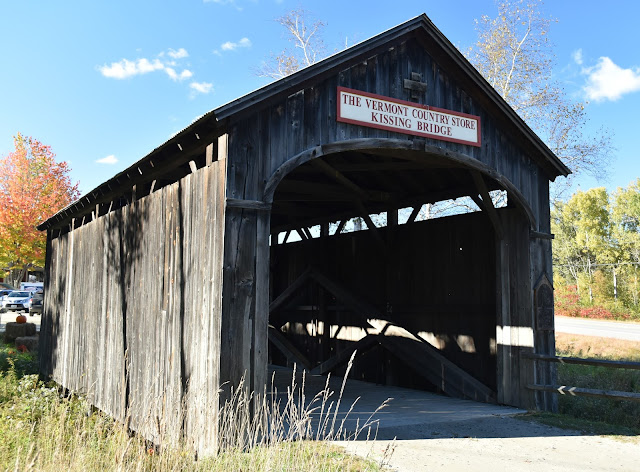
[39,13,569,231]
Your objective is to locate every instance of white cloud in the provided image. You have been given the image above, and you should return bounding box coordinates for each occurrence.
[583,57,640,102]
[165,68,193,81]
[99,48,192,81]
[190,81,213,94]
[220,37,252,52]
[215,37,252,55]
[98,58,164,79]
[572,49,583,65]
[96,155,118,165]
[203,0,243,11]
[167,48,188,59]
[99,48,212,98]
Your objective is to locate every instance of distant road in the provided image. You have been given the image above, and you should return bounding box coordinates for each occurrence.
[555,315,640,342]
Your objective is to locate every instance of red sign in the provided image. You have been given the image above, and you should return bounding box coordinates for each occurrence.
[337,87,481,147]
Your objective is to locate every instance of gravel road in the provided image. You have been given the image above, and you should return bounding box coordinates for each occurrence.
[338,415,640,471]
[269,367,640,472]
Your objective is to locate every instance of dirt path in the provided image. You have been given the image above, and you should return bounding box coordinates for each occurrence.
[267,367,640,471]
[338,416,640,471]
[269,367,639,471]
[267,366,640,471]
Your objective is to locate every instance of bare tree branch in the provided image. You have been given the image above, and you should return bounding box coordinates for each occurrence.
[256,8,326,79]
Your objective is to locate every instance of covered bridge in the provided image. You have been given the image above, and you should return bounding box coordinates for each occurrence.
[38,14,568,454]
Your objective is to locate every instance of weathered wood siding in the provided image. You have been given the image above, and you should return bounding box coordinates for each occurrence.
[40,159,226,453]
[229,38,547,219]
[39,22,559,432]
[222,37,555,409]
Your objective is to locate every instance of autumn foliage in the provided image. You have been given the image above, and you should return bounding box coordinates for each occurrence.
[0,134,79,286]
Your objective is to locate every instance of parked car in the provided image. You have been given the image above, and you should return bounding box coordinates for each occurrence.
[29,291,43,316]
[0,290,13,312]
[1,290,33,312]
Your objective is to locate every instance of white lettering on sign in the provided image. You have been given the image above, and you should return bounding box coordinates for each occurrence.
[337,87,481,147]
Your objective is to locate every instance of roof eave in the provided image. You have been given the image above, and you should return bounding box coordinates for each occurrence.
[38,110,221,231]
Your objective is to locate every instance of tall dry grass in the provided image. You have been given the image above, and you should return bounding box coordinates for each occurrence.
[555,333,640,431]
[0,346,393,471]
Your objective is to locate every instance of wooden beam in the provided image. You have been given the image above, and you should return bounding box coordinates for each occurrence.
[205,143,214,166]
[254,209,271,394]
[226,198,272,210]
[330,161,445,172]
[274,193,355,203]
[471,171,504,239]
[277,179,393,203]
[378,334,496,403]
[528,384,640,403]
[523,353,640,370]
[387,207,398,227]
[530,230,554,240]
[355,200,386,251]
[469,194,485,211]
[311,158,369,199]
[407,205,422,223]
[268,325,312,371]
[270,183,486,234]
[277,180,355,198]
[392,169,424,195]
[310,335,379,375]
[269,267,313,314]
[298,228,310,240]
[309,268,381,319]
[403,72,428,99]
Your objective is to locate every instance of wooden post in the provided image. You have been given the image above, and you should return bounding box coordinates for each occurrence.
[496,236,511,405]
[254,210,270,395]
[62,217,75,388]
[206,143,214,166]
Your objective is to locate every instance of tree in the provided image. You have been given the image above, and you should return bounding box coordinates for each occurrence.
[466,0,613,196]
[552,188,614,302]
[0,134,80,287]
[611,180,640,306]
[257,8,326,79]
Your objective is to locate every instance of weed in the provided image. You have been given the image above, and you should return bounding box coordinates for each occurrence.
[0,347,390,471]
[554,334,640,431]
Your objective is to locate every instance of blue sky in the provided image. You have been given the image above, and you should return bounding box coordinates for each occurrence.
[1,0,639,198]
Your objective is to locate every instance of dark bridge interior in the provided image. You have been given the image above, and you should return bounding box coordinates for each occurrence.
[268,150,506,403]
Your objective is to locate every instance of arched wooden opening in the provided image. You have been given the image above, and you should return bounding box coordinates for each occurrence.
[262,139,534,403]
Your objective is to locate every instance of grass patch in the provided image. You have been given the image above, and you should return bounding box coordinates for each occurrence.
[520,411,640,438]
[552,333,640,432]
[556,333,640,361]
[0,343,388,471]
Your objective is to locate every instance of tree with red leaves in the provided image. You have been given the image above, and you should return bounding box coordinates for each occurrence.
[0,134,80,287]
